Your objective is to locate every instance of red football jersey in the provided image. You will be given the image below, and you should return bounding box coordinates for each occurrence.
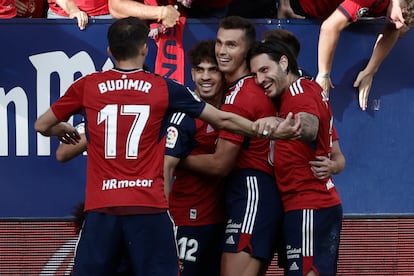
[51,68,205,211]
[274,78,341,211]
[299,0,389,20]
[48,0,109,16]
[167,114,224,225]
[0,0,16,18]
[220,75,276,175]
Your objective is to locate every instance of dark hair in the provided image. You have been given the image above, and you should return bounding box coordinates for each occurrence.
[247,40,300,76]
[219,16,256,50]
[107,17,149,61]
[262,29,301,58]
[187,40,217,67]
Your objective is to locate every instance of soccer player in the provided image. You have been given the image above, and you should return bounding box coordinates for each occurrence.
[248,39,343,276]
[180,16,297,276]
[164,39,226,276]
[34,17,299,275]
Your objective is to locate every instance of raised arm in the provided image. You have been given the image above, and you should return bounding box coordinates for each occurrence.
[200,103,301,140]
[108,0,180,28]
[354,24,401,110]
[277,0,306,19]
[316,9,351,96]
[54,0,88,30]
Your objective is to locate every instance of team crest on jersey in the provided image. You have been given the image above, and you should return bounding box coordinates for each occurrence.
[166,126,179,148]
[357,7,369,19]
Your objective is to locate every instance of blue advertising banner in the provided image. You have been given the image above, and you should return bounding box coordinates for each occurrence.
[1,18,413,217]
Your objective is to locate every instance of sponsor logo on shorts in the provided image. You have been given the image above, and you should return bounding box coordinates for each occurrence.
[289,261,299,271]
[225,235,235,245]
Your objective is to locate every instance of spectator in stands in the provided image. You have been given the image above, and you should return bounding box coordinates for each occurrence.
[47,0,111,30]
[0,0,17,17]
[164,39,226,276]
[277,0,414,110]
[248,39,344,276]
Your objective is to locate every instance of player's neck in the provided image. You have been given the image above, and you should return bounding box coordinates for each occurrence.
[115,58,145,71]
[225,63,250,84]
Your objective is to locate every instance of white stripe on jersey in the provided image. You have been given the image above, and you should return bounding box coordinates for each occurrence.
[302,209,314,257]
[170,112,186,125]
[241,176,259,234]
[289,78,304,96]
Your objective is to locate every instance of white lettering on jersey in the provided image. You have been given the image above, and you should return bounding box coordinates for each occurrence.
[102,178,153,190]
[98,79,152,94]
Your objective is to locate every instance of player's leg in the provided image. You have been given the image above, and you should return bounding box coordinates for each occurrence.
[123,211,179,276]
[221,169,283,276]
[284,205,342,276]
[176,223,224,276]
[72,212,123,275]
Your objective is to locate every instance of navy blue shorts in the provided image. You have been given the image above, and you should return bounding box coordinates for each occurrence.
[73,211,179,276]
[283,205,343,276]
[175,223,225,276]
[222,169,283,261]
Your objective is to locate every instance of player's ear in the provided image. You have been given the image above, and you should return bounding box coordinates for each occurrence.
[140,43,148,57]
[107,46,113,57]
[279,55,289,74]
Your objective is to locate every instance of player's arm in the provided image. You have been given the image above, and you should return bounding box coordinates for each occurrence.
[309,140,346,179]
[296,112,318,142]
[108,0,180,28]
[277,0,306,19]
[354,23,401,110]
[316,9,351,95]
[56,133,87,162]
[163,155,180,200]
[35,109,80,144]
[199,103,301,140]
[54,0,88,30]
[180,138,240,177]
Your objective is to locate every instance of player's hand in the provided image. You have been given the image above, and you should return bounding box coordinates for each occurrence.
[15,0,28,16]
[252,116,279,138]
[353,70,374,111]
[277,5,305,19]
[177,0,192,8]
[315,74,334,98]
[55,122,81,144]
[387,0,405,29]
[309,156,334,179]
[69,10,88,30]
[271,112,301,140]
[161,5,180,28]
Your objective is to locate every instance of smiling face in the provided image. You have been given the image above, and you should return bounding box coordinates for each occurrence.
[191,61,224,105]
[215,28,249,82]
[249,53,289,99]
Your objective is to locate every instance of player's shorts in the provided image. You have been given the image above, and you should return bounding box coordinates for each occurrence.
[283,204,343,276]
[222,169,283,262]
[73,211,179,276]
[175,223,225,276]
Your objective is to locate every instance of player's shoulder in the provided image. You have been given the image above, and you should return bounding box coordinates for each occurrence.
[288,77,322,96]
[168,111,193,126]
